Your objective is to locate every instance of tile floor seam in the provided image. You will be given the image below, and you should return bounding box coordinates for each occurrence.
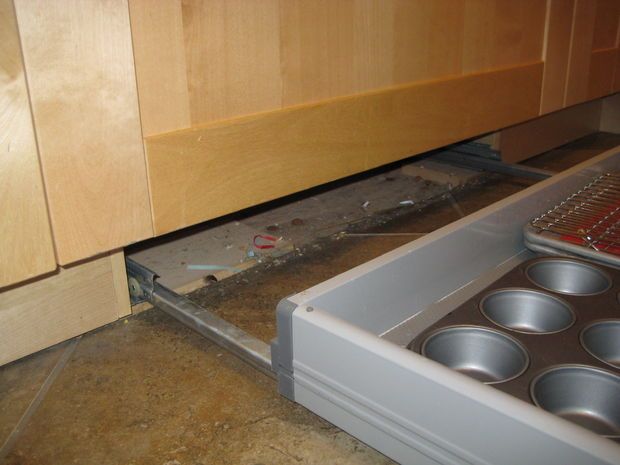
[0,337,80,462]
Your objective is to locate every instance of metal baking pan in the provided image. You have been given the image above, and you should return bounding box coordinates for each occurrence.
[408,256,620,440]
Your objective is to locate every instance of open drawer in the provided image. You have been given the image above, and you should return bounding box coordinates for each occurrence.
[270,147,620,465]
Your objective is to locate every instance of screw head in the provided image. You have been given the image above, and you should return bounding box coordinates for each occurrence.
[128,277,143,298]
[306,306,314,312]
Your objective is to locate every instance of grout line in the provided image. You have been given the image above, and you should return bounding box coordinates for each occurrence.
[0,336,81,461]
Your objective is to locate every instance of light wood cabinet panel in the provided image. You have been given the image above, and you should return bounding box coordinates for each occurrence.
[13,0,153,265]
[593,0,620,50]
[280,0,396,106]
[145,63,542,235]
[0,0,56,288]
[126,0,549,235]
[128,0,191,138]
[588,0,620,100]
[130,0,547,133]
[564,0,620,107]
[462,0,545,73]
[0,250,130,366]
[564,0,597,106]
[182,0,282,125]
[392,1,464,84]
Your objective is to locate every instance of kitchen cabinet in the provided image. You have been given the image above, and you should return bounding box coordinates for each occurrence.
[542,0,620,112]
[564,0,620,106]
[131,0,548,235]
[9,0,620,264]
[492,0,620,162]
[2,0,620,364]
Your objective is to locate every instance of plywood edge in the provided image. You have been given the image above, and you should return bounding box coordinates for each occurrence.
[145,61,543,235]
[0,250,127,366]
[497,99,602,163]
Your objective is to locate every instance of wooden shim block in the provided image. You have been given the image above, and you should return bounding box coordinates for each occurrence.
[498,100,602,163]
[145,62,543,235]
[0,250,130,366]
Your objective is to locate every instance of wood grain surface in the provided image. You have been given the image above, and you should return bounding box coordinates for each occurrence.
[14,0,153,265]
[130,0,547,134]
[0,250,130,366]
[0,0,56,287]
[145,62,543,234]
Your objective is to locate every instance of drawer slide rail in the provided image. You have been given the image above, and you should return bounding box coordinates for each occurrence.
[126,258,274,379]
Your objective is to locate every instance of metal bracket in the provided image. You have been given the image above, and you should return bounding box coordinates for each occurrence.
[126,257,157,305]
[125,257,275,379]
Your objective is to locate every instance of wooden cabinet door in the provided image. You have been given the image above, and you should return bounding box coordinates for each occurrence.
[541,0,620,113]
[0,0,56,288]
[13,0,153,265]
[564,0,620,107]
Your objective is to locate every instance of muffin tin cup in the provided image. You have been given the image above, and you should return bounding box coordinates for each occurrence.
[420,326,529,384]
[525,258,612,296]
[530,365,620,439]
[409,256,620,440]
[580,320,620,369]
[480,288,575,334]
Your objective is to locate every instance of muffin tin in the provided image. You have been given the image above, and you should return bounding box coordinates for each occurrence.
[408,255,620,439]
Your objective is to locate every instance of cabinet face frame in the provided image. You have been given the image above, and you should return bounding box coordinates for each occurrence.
[0,0,56,288]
